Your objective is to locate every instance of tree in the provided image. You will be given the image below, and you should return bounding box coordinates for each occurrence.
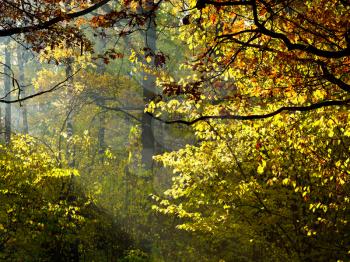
[0,135,136,261]
[3,39,12,144]
[141,0,158,169]
[148,0,350,260]
[16,44,29,134]
[0,0,111,37]
[148,0,349,122]
[0,1,113,105]
[0,1,208,260]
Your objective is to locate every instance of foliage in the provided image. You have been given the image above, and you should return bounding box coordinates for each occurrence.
[154,109,350,260]
[0,135,136,261]
[0,135,81,260]
[2,0,350,261]
[149,0,350,261]
[120,249,149,262]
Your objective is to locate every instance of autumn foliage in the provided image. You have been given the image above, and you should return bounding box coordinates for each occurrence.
[1,0,350,261]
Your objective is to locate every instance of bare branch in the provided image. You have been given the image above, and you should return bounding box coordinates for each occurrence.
[0,69,81,104]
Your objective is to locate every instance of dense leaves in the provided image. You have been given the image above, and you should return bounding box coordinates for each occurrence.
[1,0,350,261]
[148,0,350,261]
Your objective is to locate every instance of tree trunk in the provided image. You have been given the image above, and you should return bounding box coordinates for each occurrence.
[66,60,75,168]
[65,58,80,262]
[17,45,29,134]
[97,35,107,159]
[141,2,157,169]
[0,107,2,142]
[98,99,106,156]
[4,41,12,144]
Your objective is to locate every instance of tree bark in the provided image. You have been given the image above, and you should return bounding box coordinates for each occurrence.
[0,107,2,142]
[17,44,29,134]
[66,59,75,168]
[65,58,79,262]
[98,100,106,156]
[141,3,157,169]
[4,40,12,144]
[97,35,107,159]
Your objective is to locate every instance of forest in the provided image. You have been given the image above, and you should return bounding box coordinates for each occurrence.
[0,0,349,261]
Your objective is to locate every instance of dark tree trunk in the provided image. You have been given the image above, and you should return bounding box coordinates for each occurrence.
[98,99,106,156]
[141,2,157,169]
[66,60,75,168]
[0,107,2,142]
[17,45,29,134]
[65,59,80,262]
[4,41,12,144]
[97,35,107,159]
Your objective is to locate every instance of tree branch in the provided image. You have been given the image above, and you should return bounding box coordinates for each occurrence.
[320,63,350,93]
[0,69,80,104]
[204,0,252,7]
[0,0,111,37]
[251,0,350,59]
[97,104,143,123]
[149,99,350,125]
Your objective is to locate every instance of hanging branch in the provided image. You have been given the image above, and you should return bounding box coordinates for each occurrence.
[149,99,350,125]
[0,0,111,37]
